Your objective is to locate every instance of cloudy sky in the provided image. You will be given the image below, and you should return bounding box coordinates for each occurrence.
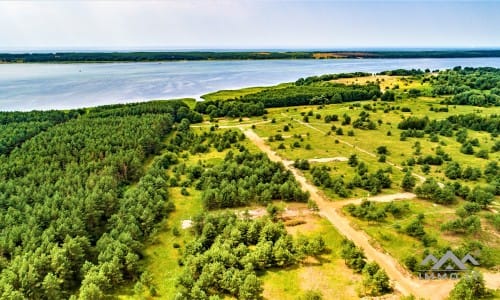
[0,0,499,51]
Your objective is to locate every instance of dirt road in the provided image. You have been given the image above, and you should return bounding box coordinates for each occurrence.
[191,120,271,129]
[243,128,460,299]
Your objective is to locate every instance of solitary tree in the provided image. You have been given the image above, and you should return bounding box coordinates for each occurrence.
[401,171,416,192]
[348,154,359,167]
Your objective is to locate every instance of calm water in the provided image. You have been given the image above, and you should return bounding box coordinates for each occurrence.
[1,58,500,111]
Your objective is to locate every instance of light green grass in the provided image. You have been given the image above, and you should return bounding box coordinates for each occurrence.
[201,86,268,101]
[180,98,197,109]
[114,186,203,299]
[142,187,203,299]
[249,99,499,193]
[201,83,292,101]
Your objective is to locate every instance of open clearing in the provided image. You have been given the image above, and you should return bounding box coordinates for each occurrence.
[262,213,362,300]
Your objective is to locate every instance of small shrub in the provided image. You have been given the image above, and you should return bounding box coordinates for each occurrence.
[307,199,319,211]
[297,290,323,300]
[172,226,180,236]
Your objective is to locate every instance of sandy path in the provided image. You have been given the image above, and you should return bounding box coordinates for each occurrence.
[242,128,458,299]
[191,119,271,129]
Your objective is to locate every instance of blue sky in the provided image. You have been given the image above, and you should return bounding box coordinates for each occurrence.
[0,0,499,51]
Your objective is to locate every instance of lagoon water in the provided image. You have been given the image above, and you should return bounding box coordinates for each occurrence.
[1,57,500,111]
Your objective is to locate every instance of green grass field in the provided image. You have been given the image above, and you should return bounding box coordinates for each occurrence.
[243,97,499,194]
[201,86,269,101]
[261,216,361,300]
[201,83,293,101]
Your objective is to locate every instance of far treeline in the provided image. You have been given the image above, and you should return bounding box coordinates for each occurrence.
[2,50,500,63]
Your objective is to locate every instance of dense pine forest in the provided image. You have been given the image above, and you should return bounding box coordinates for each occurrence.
[0,101,201,298]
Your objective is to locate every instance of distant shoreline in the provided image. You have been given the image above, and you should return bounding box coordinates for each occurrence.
[2,50,500,63]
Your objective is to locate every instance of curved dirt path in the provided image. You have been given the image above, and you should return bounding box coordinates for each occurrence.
[242,128,459,299]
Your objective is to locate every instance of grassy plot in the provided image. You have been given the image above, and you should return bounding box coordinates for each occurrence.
[332,74,407,91]
[249,101,499,192]
[201,83,292,101]
[248,107,407,198]
[261,213,361,300]
[114,173,206,299]
[138,187,203,299]
[201,86,268,101]
[180,98,197,109]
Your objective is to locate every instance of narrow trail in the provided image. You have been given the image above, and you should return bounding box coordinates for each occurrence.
[191,119,271,129]
[242,127,496,300]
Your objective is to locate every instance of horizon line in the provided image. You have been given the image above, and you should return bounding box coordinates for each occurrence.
[2,47,500,54]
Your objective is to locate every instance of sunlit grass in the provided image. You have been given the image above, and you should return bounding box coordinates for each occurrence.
[262,216,360,300]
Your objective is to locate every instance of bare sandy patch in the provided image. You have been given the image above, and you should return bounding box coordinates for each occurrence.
[236,207,267,219]
[308,157,348,163]
[285,214,321,236]
[312,52,345,59]
[181,220,193,229]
